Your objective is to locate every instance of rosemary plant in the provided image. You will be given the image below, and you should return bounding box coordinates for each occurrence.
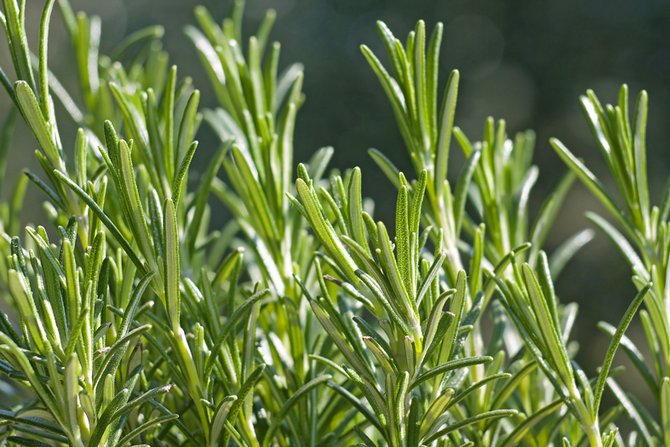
[0,0,664,445]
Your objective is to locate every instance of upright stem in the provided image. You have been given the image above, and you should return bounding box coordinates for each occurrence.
[571,386,602,447]
[585,424,603,447]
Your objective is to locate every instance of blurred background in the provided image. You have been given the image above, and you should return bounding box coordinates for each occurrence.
[2,0,670,408]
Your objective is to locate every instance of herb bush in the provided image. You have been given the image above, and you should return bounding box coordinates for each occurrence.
[0,1,665,446]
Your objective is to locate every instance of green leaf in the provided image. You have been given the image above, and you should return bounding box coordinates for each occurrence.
[23,170,64,211]
[295,178,358,280]
[3,0,36,89]
[163,65,177,180]
[221,364,265,445]
[360,45,413,151]
[435,69,459,196]
[424,409,518,443]
[514,166,539,244]
[0,410,65,439]
[586,212,646,278]
[117,139,153,262]
[661,377,670,447]
[63,306,89,358]
[443,372,511,414]
[119,271,155,336]
[551,138,629,233]
[15,81,61,167]
[521,264,573,385]
[633,90,649,236]
[529,172,575,263]
[6,436,52,447]
[89,385,172,447]
[205,289,270,378]
[500,399,563,447]
[228,145,279,240]
[425,22,442,138]
[261,375,332,447]
[395,183,411,296]
[369,148,401,189]
[440,270,467,361]
[411,356,492,389]
[110,24,164,59]
[0,334,62,428]
[453,149,481,236]
[7,269,48,353]
[593,283,651,417]
[208,396,237,447]
[597,321,657,396]
[37,0,56,121]
[186,143,228,251]
[348,167,368,252]
[117,414,179,446]
[416,251,447,307]
[164,199,180,330]
[409,170,427,235]
[172,141,198,206]
[52,170,145,273]
[548,229,594,279]
[325,380,383,433]
[419,389,454,438]
[607,378,656,446]
[305,146,333,182]
[93,325,151,391]
[490,361,538,410]
[362,336,395,373]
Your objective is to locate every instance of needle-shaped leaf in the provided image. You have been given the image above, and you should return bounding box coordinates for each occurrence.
[662,378,670,447]
[348,167,368,252]
[360,45,413,149]
[208,396,237,447]
[186,143,228,251]
[3,0,36,89]
[586,212,646,278]
[548,228,594,279]
[490,361,538,410]
[118,139,153,262]
[411,356,492,389]
[453,149,481,236]
[440,270,467,361]
[15,81,61,166]
[164,198,180,330]
[500,399,564,447]
[424,409,518,443]
[52,170,145,272]
[593,283,651,417]
[416,251,447,307]
[551,138,627,231]
[295,178,358,280]
[261,375,332,447]
[368,148,401,189]
[434,69,459,196]
[172,141,198,206]
[395,183,411,295]
[117,414,179,446]
[521,264,573,385]
[633,90,649,236]
[607,378,656,446]
[597,320,657,396]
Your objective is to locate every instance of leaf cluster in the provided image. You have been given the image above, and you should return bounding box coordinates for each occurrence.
[0,1,665,446]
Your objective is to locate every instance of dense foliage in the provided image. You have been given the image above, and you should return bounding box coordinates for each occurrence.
[0,1,665,446]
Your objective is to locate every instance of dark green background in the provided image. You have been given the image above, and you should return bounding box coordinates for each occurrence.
[3,0,670,407]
